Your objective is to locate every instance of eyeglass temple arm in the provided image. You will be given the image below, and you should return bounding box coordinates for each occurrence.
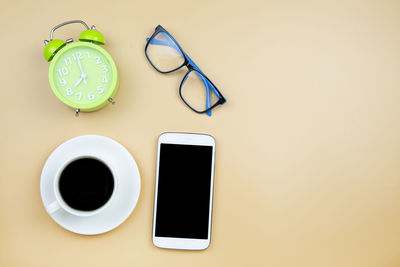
[185,54,212,116]
[147,37,222,115]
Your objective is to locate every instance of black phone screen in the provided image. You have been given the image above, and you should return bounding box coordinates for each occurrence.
[155,143,213,239]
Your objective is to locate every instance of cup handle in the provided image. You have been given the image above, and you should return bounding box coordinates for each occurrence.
[46,201,61,214]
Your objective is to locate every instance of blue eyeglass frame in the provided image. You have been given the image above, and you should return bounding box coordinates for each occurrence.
[145,25,226,116]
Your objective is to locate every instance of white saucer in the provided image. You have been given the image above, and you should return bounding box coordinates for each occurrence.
[40,135,141,235]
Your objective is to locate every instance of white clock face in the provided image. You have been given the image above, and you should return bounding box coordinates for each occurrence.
[52,46,114,106]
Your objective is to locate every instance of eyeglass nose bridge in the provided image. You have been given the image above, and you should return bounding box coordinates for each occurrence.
[185,61,195,70]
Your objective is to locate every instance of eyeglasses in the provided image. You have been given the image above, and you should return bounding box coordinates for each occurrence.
[145,25,226,116]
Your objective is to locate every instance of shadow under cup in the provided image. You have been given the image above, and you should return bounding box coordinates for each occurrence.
[58,157,115,214]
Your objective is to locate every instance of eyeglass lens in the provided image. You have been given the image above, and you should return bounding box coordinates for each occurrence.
[181,70,220,112]
[146,32,184,72]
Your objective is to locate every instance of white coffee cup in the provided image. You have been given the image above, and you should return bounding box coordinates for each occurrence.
[45,155,118,217]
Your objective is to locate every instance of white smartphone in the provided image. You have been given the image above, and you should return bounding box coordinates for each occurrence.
[152,132,216,250]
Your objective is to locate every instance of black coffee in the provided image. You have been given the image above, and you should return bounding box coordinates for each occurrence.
[59,158,114,211]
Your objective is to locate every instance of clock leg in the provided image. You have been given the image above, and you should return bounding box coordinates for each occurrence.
[108,98,115,105]
[75,109,80,117]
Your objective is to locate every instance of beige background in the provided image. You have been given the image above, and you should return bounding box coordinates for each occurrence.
[1,0,400,266]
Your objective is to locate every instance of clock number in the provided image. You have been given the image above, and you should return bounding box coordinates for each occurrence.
[72,52,82,61]
[95,56,102,64]
[64,57,72,65]
[59,78,66,86]
[88,93,95,101]
[96,86,104,94]
[75,92,82,101]
[101,65,108,73]
[57,67,69,76]
[66,88,73,96]
[102,76,108,83]
[86,51,90,58]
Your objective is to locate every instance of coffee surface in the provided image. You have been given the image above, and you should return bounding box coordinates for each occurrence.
[59,158,114,211]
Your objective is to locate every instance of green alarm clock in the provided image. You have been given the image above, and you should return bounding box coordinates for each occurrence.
[43,20,118,116]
